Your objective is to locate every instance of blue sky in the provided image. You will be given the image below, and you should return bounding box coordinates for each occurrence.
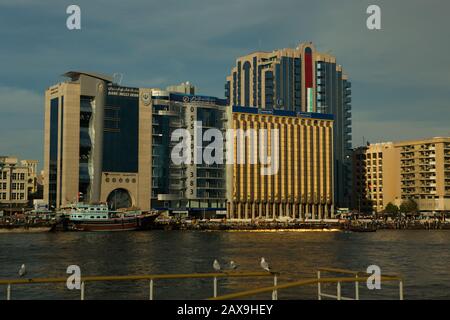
[0,0,449,167]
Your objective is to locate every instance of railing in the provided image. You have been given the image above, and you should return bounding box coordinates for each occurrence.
[1,268,403,300]
[317,267,403,300]
[210,268,403,300]
[0,271,275,300]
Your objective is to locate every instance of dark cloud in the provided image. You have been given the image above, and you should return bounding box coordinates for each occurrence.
[0,0,449,167]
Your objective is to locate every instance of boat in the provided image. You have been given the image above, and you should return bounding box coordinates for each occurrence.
[66,203,159,232]
[0,212,57,233]
[0,222,56,233]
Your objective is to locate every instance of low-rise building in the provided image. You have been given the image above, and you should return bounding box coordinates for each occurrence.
[0,156,39,209]
[352,137,450,214]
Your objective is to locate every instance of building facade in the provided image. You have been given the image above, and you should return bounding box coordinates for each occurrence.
[150,91,227,215]
[0,156,38,208]
[352,143,400,213]
[43,71,227,215]
[44,71,152,210]
[352,137,450,213]
[225,42,352,209]
[226,107,334,220]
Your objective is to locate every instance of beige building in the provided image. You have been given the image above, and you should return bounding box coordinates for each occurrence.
[227,107,334,220]
[44,71,227,215]
[353,137,450,213]
[0,156,38,208]
[44,71,152,210]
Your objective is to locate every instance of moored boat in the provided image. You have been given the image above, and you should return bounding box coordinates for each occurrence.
[67,203,159,232]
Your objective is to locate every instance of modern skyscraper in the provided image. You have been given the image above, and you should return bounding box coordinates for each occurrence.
[43,71,227,216]
[225,42,352,209]
[352,137,450,213]
[44,71,152,210]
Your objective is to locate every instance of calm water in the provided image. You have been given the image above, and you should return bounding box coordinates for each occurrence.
[1,230,449,300]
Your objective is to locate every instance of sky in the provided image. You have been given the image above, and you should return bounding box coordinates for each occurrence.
[1,0,449,167]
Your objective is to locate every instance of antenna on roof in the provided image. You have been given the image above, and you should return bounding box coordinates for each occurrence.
[113,73,123,85]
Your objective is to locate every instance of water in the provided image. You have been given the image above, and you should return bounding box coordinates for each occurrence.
[1,230,449,300]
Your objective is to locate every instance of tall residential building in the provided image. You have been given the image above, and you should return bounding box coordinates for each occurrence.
[352,137,450,213]
[0,156,38,209]
[225,42,352,209]
[43,71,227,216]
[226,107,334,220]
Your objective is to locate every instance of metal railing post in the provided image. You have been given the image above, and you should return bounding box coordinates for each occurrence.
[337,281,341,300]
[80,281,85,300]
[399,280,403,300]
[213,277,218,298]
[272,274,278,300]
[6,284,11,300]
[317,271,321,300]
[355,275,359,300]
[149,279,154,300]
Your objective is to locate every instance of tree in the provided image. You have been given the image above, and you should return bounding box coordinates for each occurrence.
[399,199,418,214]
[385,202,399,216]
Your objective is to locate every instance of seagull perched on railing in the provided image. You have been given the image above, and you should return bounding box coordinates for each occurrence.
[229,261,238,270]
[260,257,271,272]
[213,259,221,272]
[18,264,26,277]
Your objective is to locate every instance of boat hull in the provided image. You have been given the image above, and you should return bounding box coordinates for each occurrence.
[70,213,159,232]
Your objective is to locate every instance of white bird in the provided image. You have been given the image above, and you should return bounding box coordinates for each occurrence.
[229,261,238,270]
[18,264,26,277]
[213,259,221,272]
[260,257,271,272]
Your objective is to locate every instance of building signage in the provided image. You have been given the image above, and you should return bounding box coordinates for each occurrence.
[107,86,139,98]
[170,93,227,106]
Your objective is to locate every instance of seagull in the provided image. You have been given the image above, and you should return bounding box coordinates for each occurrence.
[18,264,26,277]
[229,261,238,270]
[260,257,271,272]
[213,259,221,272]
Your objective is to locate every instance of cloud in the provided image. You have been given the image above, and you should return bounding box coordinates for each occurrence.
[0,87,43,162]
[0,0,449,164]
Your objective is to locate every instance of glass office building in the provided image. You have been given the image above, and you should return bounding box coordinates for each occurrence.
[44,72,227,216]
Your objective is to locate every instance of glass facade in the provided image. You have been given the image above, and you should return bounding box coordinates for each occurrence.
[102,86,139,173]
[48,98,59,208]
[79,96,93,201]
[151,93,227,215]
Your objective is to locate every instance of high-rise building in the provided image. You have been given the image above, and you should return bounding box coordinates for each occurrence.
[352,137,450,213]
[0,156,38,209]
[225,42,352,209]
[226,107,334,219]
[43,71,227,216]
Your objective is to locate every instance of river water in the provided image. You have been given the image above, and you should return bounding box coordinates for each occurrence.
[1,230,449,300]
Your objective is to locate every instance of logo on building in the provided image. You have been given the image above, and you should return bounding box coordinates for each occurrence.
[141,92,151,106]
